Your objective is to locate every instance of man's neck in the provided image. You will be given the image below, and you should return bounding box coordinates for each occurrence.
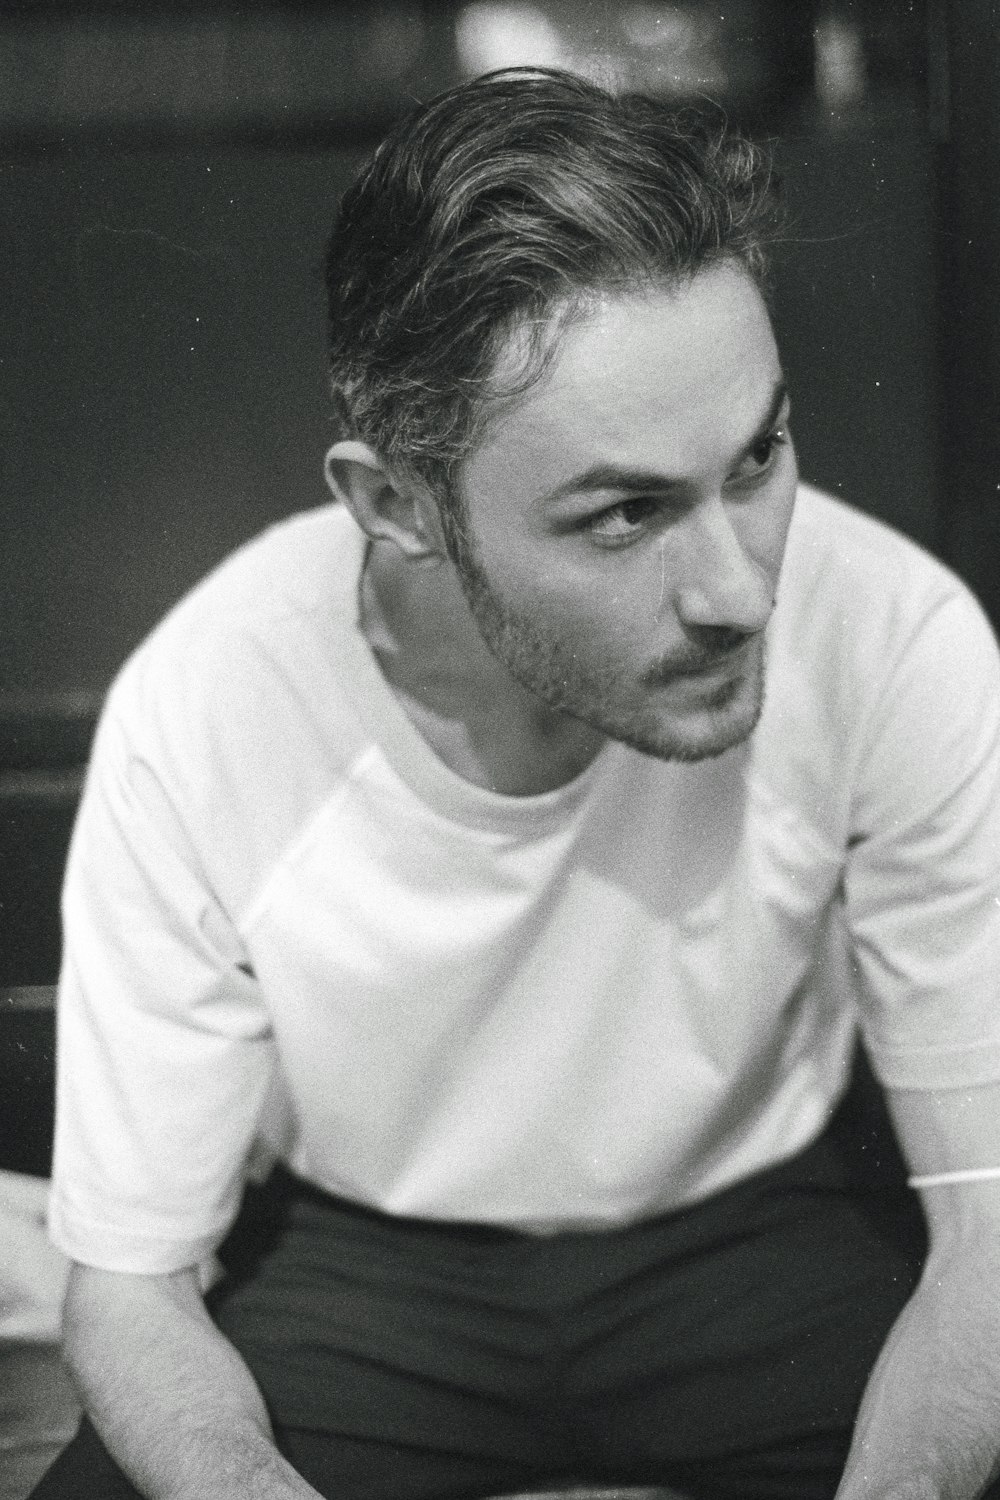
[359,541,605,796]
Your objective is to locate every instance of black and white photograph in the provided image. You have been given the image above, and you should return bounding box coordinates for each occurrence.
[2,5,999,1498]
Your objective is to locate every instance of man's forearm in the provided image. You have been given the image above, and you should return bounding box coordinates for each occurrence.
[63,1263,321,1500]
[836,1244,1000,1499]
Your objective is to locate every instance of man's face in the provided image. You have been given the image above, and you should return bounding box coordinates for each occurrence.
[447,262,798,763]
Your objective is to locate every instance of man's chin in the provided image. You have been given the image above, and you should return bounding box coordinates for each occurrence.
[623,711,758,763]
[612,669,765,763]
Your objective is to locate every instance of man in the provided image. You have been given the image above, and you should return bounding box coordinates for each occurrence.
[37,68,1000,1500]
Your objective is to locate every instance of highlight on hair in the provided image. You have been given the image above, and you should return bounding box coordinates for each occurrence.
[325,67,782,512]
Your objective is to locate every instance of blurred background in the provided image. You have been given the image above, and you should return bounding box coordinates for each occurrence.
[1,0,999,985]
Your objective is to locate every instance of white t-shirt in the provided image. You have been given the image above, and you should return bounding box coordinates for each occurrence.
[49,487,1000,1274]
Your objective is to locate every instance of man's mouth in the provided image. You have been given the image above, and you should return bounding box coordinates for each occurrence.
[644,636,755,687]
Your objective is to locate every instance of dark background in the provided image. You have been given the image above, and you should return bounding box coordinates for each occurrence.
[2,0,999,982]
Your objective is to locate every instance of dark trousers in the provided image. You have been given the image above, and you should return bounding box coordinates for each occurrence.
[32,1064,952,1500]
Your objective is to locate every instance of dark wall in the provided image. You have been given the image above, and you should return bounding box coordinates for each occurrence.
[773,131,940,550]
[1,147,361,698]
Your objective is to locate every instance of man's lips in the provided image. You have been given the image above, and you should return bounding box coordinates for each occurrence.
[642,635,756,687]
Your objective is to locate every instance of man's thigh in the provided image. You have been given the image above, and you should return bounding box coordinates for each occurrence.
[554,1153,926,1499]
[209,1174,580,1484]
[209,1088,928,1500]
[545,1059,932,1499]
[29,1071,937,1500]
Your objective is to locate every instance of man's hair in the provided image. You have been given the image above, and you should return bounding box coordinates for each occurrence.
[325,67,781,513]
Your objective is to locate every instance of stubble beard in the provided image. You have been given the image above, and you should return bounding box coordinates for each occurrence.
[442,508,766,765]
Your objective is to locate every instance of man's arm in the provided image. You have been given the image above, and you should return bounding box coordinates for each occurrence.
[63,1262,322,1500]
[836,1079,1000,1500]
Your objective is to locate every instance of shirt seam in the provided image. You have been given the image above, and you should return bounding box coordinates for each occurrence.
[238,749,375,939]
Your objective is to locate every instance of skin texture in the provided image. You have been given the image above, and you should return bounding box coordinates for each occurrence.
[63,1264,322,1500]
[449,263,797,765]
[336,262,798,793]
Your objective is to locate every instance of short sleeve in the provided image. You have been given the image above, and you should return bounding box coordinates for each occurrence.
[844,585,1000,1089]
[48,687,275,1274]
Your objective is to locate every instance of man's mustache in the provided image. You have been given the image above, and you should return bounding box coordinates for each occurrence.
[642,629,759,685]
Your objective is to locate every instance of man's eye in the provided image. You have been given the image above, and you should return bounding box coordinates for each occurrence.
[730,426,789,484]
[585,496,658,544]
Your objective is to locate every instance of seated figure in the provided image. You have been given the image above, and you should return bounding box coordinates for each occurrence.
[34,68,1000,1500]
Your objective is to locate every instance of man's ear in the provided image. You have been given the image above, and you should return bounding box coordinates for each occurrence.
[324,441,444,565]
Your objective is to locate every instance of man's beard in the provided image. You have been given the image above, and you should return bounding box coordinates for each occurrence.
[440,505,766,765]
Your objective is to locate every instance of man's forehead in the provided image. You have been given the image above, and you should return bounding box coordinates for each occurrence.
[463,265,782,500]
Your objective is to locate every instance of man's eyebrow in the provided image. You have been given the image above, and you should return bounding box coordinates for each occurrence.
[535,377,790,508]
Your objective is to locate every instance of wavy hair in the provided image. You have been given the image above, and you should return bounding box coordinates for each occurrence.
[325,67,781,513]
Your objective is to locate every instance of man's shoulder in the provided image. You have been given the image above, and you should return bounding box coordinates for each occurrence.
[760,485,998,798]
[155,501,363,644]
[95,503,372,861]
[786,485,959,606]
[778,484,987,665]
[113,501,362,703]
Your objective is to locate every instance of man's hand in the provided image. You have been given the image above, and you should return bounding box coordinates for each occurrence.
[835,1080,1000,1499]
[63,1261,322,1500]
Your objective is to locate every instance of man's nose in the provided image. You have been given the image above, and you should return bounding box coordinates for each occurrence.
[672,498,774,635]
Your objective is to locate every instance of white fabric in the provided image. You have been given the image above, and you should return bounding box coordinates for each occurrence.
[0,1172,68,1343]
[49,487,1000,1273]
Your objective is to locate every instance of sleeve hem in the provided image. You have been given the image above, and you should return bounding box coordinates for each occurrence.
[48,1196,227,1275]
[864,1036,1000,1091]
